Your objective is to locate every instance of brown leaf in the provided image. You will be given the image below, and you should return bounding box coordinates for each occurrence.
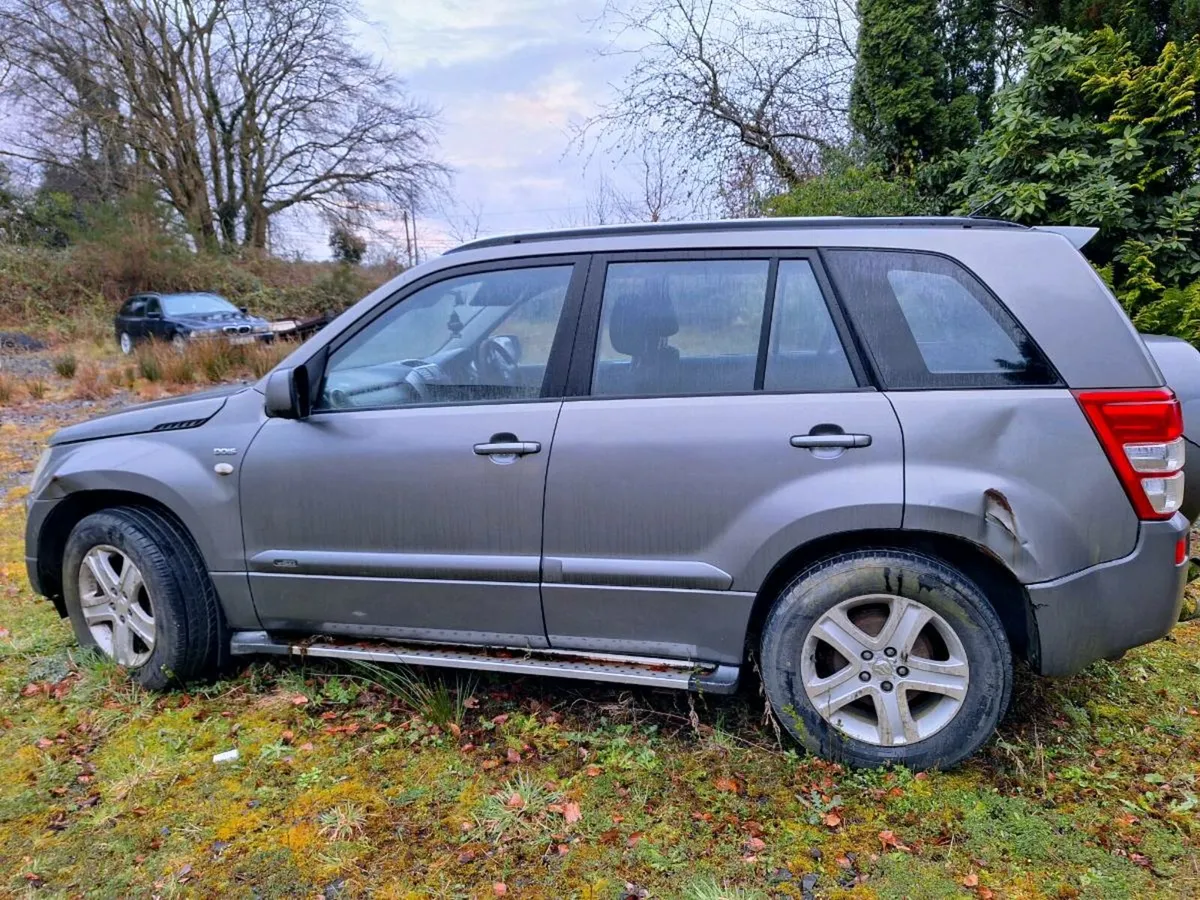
[280,730,294,744]
[493,883,507,896]
[505,792,525,809]
[448,723,462,738]
[457,850,475,864]
[21,682,43,697]
[299,742,314,752]
[879,830,904,850]
[482,759,500,770]
[461,743,476,753]
[714,776,741,794]
[35,737,54,750]
[978,888,994,900]
[506,748,522,764]
[0,627,10,638]
[822,812,841,828]
[963,873,979,887]
[599,828,621,845]
[563,801,582,824]
[464,696,479,708]
[556,842,569,855]
[626,831,644,848]
[585,765,602,777]
[290,695,308,706]
[491,714,509,725]
[745,837,766,852]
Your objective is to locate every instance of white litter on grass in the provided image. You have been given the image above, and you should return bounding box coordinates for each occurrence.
[212,748,239,764]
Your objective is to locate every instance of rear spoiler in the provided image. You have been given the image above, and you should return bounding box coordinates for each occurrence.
[1032,225,1099,250]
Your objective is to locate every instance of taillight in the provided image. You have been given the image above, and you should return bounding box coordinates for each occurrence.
[1074,388,1185,520]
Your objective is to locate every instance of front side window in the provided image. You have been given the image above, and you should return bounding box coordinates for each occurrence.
[591,259,769,397]
[318,265,573,410]
[143,298,162,317]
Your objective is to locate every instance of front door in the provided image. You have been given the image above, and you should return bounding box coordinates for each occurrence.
[239,258,587,647]
[540,253,905,664]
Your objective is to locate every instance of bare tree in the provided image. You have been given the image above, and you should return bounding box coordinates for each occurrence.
[581,0,857,200]
[0,0,447,250]
[610,142,695,222]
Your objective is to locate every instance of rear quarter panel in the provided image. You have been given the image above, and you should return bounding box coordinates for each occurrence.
[893,389,1140,580]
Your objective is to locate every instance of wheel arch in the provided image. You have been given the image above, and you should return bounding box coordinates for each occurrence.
[35,490,203,611]
[744,528,1034,667]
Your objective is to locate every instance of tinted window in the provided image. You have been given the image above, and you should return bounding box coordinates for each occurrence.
[318,265,573,410]
[592,259,769,397]
[824,250,1056,388]
[123,298,145,316]
[764,260,856,391]
[144,297,162,317]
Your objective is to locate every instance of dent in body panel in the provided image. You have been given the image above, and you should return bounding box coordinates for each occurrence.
[892,389,1139,581]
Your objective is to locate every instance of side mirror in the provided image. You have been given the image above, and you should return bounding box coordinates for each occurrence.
[239,306,249,314]
[264,367,311,419]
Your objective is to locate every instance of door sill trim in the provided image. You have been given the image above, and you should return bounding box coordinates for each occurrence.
[230,631,740,694]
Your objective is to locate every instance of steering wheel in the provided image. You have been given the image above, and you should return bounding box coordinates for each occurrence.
[476,337,520,386]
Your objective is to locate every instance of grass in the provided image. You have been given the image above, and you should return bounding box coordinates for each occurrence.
[0,356,1199,896]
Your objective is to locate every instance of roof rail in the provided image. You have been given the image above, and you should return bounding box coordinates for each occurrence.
[447,216,1028,254]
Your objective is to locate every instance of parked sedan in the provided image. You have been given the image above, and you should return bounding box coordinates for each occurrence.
[114,292,272,354]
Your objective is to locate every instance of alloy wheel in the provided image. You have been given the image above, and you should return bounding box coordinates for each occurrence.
[77,545,156,668]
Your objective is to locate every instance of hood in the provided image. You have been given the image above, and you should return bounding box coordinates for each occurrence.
[49,384,248,446]
[175,310,269,329]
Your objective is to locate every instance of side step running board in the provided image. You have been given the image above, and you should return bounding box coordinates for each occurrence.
[230,631,739,694]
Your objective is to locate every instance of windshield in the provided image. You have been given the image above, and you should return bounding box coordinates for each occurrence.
[161,293,238,315]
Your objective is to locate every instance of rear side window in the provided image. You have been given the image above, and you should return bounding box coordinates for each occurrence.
[591,259,769,397]
[764,261,856,391]
[824,250,1058,388]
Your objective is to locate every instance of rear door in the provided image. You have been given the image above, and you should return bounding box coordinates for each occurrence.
[540,251,904,664]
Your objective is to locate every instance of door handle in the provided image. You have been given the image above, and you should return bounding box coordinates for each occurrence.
[790,433,872,449]
[473,440,541,456]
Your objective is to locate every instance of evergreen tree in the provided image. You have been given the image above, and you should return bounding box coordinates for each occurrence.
[850,0,993,173]
[1023,0,1200,62]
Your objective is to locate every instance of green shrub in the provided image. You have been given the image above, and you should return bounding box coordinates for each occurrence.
[52,353,77,378]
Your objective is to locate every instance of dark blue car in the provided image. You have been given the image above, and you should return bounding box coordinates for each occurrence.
[114,291,272,355]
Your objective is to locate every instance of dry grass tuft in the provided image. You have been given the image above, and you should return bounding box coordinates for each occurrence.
[0,372,19,405]
[53,353,78,379]
[70,364,114,400]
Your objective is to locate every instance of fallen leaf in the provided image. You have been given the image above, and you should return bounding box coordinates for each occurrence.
[835,855,852,868]
[491,714,509,725]
[0,627,10,638]
[979,888,994,900]
[448,723,462,738]
[35,738,54,750]
[505,792,525,809]
[280,730,294,744]
[506,748,522,764]
[464,697,479,708]
[879,830,905,850]
[482,759,500,770]
[461,743,475,753]
[963,873,979,887]
[299,742,314,752]
[493,883,507,896]
[746,837,766,852]
[626,831,644,848]
[556,842,569,855]
[714,776,741,794]
[457,850,475,864]
[563,801,582,824]
[822,812,841,828]
[585,765,602,777]
[291,695,308,706]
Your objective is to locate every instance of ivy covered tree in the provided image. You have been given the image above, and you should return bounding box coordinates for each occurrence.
[951,27,1200,332]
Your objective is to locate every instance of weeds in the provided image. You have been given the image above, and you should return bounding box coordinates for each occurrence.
[52,353,77,378]
[317,802,368,842]
[136,346,163,382]
[0,373,17,405]
[70,364,112,400]
[473,773,563,843]
[683,880,769,900]
[26,378,48,400]
[345,660,475,728]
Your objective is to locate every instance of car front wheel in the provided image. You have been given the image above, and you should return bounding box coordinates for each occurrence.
[760,549,1012,770]
[62,507,227,689]
[118,331,134,355]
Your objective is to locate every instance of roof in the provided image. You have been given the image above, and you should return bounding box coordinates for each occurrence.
[447,216,1028,254]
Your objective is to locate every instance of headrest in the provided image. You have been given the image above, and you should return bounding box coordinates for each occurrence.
[608,281,678,356]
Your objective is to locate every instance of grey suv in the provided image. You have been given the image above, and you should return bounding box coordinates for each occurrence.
[24,218,1199,769]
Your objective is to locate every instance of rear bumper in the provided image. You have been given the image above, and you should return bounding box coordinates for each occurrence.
[1026,514,1188,676]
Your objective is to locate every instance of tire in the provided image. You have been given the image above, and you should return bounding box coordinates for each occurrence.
[118,332,134,355]
[760,549,1011,770]
[62,507,227,690]
[171,332,188,350]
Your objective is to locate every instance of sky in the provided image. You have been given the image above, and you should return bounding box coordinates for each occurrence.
[345,0,631,259]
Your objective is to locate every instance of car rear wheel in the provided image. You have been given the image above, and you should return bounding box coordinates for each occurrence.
[171,332,188,350]
[62,507,227,690]
[760,549,1011,770]
[118,332,134,355]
